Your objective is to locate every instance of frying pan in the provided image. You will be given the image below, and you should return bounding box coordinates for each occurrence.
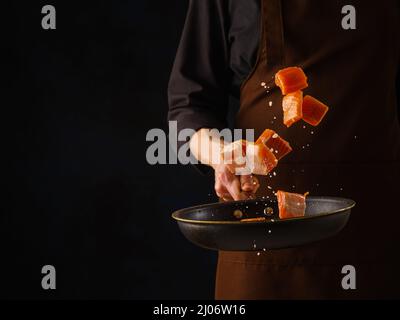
[172,196,355,251]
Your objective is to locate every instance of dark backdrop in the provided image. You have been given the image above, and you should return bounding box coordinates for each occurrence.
[4,1,219,299]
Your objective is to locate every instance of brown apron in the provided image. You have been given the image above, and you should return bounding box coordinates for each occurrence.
[216,0,400,299]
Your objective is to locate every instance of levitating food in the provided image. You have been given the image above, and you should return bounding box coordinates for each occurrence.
[256,129,292,160]
[276,190,306,219]
[282,91,303,127]
[221,140,278,175]
[302,95,329,126]
[221,139,247,169]
[275,67,308,95]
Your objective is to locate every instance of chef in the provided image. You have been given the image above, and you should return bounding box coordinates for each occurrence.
[168,0,400,299]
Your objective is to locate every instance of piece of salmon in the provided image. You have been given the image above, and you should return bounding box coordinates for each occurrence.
[240,217,267,223]
[276,190,306,219]
[247,142,278,175]
[256,129,292,160]
[282,91,303,127]
[302,95,329,126]
[275,67,308,95]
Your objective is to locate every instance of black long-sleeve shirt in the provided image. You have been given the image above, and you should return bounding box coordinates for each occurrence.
[168,0,260,134]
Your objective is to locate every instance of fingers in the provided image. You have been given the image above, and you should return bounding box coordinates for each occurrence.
[240,175,260,193]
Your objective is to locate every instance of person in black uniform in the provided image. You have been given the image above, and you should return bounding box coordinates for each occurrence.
[168,0,400,299]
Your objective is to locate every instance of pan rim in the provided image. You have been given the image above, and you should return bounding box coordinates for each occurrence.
[171,196,355,225]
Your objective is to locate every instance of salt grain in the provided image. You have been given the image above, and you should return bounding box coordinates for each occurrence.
[272,133,278,138]
[261,82,266,87]
[269,101,273,107]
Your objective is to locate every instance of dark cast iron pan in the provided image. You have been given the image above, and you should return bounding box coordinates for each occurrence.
[172,196,355,251]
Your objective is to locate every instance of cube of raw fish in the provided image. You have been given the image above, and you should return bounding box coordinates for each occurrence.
[256,129,292,160]
[276,190,306,219]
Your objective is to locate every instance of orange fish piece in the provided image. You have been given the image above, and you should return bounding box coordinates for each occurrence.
[276,190,306,219]
[302,95,329,126]
[275,67,308,95]
[282,90,303,127]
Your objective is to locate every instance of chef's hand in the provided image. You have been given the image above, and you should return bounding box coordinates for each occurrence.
[213,163,260,201]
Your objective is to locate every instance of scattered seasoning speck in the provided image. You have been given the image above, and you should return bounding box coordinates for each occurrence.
[271,219,275,222]
[292,185,296,189]
[269,101,273,107]
[273,116,277,120]
[268,230,272,234]
[311,131,314,135]
[267,186,272,190]
[272,133,278,138]
[261,82,266,87]
[263,248,267,252]
[257,252,261,256]
[273,172,277,176]
[303,125,306,129]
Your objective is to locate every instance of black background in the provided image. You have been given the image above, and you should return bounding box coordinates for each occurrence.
[4,1,219,299]
[4,1,400,300]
